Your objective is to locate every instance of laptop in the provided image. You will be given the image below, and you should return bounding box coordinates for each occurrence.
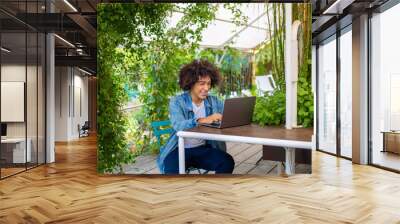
[200,96,256,129]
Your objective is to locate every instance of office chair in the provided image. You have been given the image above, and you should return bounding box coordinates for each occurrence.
[79,121,90,138]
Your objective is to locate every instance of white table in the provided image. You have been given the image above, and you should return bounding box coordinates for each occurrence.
[1,138,32,163]
[177,125,313,175]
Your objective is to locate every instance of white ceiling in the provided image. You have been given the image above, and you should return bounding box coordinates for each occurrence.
[167,3,272,51]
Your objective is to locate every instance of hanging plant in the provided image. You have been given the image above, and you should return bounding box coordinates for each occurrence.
[293,3,313,128]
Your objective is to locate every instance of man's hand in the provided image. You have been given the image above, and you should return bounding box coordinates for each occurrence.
[197,113,222,124]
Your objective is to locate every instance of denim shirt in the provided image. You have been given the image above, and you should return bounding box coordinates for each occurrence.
[156,91,226,173]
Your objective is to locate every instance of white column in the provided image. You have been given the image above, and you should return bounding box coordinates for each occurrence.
[45,0,55,163]
[312,45,317,150]
[352,14,369,164]
[291,21,302,128]
[46,33,55,163]
[285,4,293,129]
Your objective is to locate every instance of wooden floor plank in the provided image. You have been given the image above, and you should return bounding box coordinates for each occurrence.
[1,135,400,223]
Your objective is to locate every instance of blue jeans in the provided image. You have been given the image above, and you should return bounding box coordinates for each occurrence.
[163,144,235,174]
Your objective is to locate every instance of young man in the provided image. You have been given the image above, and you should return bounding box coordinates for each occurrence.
[157,59,235,174]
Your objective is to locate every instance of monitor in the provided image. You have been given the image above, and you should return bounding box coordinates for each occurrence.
[1,123,7,137]
[255,75,276,95]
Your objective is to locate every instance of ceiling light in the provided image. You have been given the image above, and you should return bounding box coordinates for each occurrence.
[1,47,11,53]
[54,34,75,48]
[63,0,78,12]
[78,67,92,76]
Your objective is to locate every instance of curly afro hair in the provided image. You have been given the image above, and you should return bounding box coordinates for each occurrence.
[178,59,221,91]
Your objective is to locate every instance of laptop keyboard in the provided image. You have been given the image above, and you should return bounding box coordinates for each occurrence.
[209,122,221,127]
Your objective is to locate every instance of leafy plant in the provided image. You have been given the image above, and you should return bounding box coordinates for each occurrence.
[293,3,313,127]
[128,4,250,155]
[97,3,173,173]
[98,3,250,173]
[252,3,313,128]
[198,47,252,97]
[252,89,286,126]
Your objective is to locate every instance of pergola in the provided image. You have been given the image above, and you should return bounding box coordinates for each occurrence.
[167,3,273,52]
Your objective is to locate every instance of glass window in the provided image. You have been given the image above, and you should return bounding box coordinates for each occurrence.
[318,36,337,154]
[371,3,400,171]
[339,28,352,158]
[1,30,28,177]
[0,1,46,179]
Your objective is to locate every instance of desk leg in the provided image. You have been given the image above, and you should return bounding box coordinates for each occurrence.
[178,137,185,174]
[285,147,295,175]
[277,162,283,175]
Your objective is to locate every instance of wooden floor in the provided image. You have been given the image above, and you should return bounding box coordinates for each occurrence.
[1,135,400,223]
[1,163,45,178]
[0,167,26,178]
[372,150,400,171]
[123,143,311,174]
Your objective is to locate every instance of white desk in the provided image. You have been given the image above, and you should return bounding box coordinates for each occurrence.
[177,125,313,175]
[1,138,31,163]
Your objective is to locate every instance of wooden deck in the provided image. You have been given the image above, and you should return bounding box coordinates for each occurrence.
[122,142,311,174]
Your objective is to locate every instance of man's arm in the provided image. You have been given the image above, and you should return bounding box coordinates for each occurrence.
[169,97,197,131]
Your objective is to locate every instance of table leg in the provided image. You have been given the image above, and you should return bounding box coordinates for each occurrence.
[285,147,296,175]
[277,162,283,175]
[178,137,185,174]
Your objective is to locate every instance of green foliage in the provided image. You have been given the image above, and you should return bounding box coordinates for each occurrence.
[218,47,252,96]
[252,4,286,128]
[97,3,313,173]
[131,4,221,155]
[98,3,250,173]
[252,4,313,128]
[252,90,286,126]
[293,3,313,128]
[198,47,252,97]
[253,4,286,89]
[297,75,313,127]
[129,4,249,155]
[97,3,173,173]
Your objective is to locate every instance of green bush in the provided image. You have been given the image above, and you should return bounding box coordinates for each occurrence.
[297,76,314,128]
[252,89,286,126]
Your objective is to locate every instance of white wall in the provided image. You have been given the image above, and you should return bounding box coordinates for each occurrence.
[55,66,69,141]
[55,66,89,141]
[1,64,42,138]
[1,63,46,164]
[1,65,26,138]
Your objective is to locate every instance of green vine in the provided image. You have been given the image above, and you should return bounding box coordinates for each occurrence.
[294,3,313,128]
[252,3,313,128]
[97,3,173,173]
[98,3,249,172]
